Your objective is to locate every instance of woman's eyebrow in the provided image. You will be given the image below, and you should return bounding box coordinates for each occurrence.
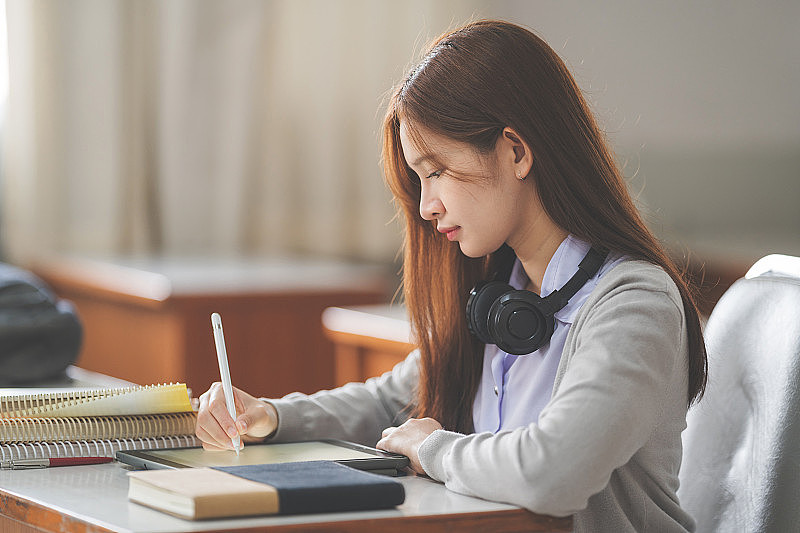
[408,154,434,167]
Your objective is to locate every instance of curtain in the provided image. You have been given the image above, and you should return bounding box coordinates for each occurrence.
[1,0,481,263]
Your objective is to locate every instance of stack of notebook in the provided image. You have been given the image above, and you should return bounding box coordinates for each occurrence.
[0,383,199,461]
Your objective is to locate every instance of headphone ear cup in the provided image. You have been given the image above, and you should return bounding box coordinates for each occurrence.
[489,292,555,355]
[467,281,513,345]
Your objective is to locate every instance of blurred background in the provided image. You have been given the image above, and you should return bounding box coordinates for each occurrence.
[0,0,797,393]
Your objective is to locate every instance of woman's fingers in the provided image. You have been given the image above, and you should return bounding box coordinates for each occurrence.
[196,424,233,451]
[376,418,443,475]
[196,383,278,447]
[196,382,238,448]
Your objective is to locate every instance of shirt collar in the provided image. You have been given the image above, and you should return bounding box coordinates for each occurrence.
[507,235,601,325]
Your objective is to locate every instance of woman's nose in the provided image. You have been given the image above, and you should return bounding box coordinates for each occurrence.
[419,186,444,221]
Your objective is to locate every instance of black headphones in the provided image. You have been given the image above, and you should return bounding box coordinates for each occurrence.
[466,247,608,355]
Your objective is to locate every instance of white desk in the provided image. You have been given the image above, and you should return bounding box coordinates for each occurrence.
[0,461,571,532]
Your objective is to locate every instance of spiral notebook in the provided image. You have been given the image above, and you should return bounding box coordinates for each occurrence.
[0,383,200,461]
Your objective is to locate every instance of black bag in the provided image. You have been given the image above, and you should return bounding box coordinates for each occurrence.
[0,263,83,385]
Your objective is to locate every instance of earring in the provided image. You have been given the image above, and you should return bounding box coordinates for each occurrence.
[517,170,525,180]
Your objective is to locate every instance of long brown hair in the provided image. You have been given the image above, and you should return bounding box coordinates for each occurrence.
[382,20,707,432]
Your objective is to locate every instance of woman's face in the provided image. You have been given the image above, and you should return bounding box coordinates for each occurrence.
[399,121,538,258]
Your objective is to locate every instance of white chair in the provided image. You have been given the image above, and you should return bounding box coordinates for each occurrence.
[678,254,800,532]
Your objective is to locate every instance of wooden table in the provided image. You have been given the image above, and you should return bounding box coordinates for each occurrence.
[0,461,572,532]
[30,256,392,398]
[321,305,414,386]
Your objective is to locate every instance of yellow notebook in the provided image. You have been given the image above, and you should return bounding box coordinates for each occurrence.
[0,383,193,417]
[0,383,199,461]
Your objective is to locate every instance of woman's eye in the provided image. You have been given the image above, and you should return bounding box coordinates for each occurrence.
[424,170,442,180]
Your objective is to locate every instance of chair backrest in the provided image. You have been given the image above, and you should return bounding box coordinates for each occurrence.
[678,255,800,532]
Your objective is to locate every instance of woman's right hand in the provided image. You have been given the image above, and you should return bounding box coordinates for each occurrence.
[195,382,278,450]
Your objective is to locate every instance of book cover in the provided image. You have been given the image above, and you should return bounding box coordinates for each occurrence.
[128,460,406,520]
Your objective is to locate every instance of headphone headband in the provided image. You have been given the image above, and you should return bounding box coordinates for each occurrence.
[544,247,608,312]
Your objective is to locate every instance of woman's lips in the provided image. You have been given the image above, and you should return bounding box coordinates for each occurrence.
[438,226,460,241]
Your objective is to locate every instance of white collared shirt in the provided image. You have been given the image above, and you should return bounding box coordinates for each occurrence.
[472,234,624,433]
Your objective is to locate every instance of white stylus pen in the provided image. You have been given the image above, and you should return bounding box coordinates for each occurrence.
[211,312,240,455]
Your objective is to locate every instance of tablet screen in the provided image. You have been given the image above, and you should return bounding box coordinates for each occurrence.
[144,441,379,468]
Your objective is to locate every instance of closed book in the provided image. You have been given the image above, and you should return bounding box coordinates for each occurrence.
[128,460,406,520]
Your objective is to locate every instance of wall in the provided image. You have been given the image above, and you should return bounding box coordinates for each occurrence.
[2,1,797,272]
[477,1,800,266]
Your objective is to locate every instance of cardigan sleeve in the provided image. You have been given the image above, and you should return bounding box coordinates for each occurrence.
[418,267,688,517]
[265,350,420,447]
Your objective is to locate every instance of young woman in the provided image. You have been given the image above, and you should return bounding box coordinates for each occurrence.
[196,20,707,532]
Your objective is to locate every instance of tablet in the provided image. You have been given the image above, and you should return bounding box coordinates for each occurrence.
[116,440,409,476]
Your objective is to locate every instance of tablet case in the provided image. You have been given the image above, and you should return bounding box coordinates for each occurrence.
[116,439,409,476]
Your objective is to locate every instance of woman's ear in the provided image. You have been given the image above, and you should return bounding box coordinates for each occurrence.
[500,127,533,179]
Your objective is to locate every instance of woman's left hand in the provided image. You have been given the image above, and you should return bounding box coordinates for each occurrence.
[376,417,443,475]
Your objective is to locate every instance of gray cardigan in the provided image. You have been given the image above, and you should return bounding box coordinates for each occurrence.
[268,260,695,532]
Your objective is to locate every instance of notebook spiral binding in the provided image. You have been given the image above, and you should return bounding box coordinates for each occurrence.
[0,435,200,462]
[0,412,197,443]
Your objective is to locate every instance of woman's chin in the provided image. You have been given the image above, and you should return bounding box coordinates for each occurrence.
[458,241,494,259]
